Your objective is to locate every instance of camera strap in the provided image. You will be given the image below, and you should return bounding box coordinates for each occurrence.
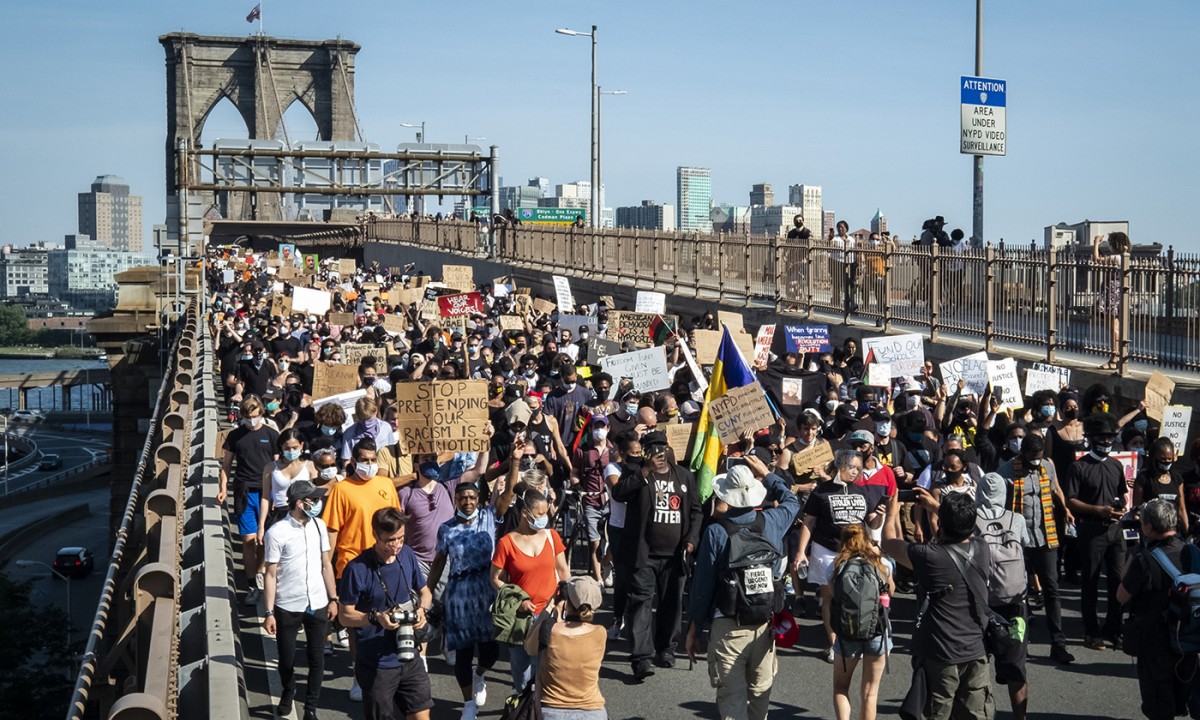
[371,555,400,609]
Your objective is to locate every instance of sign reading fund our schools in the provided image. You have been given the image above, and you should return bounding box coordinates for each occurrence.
[960,76,1006,156]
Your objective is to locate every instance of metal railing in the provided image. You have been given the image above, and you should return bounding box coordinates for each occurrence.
[366,217,1200,376]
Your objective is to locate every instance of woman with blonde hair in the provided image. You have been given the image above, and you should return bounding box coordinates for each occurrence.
[830,523,893,720]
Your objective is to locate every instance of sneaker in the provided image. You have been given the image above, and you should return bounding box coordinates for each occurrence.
[349,678,362,702]
[608,619,624,640]
[632,659,655,681]
[652,651,676,669]
[1084,635,1107,651]
[783,574,795,595]
[243,588,261,606]
[1104,634,1122,650]
[1050,644,1075,664]
[303,709,318,720]
[324,642,333,656]
[334,629,350,648]
[460,699,479,720]
[603,569,614,588]
[825,647,835,663]
[472,670,487,706]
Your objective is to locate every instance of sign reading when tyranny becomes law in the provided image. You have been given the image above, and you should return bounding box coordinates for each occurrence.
[960,76,1007,157]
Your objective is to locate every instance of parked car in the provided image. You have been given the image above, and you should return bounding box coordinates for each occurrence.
[12,410,44,422]
[38,453,62,470]
[53,547,94,578]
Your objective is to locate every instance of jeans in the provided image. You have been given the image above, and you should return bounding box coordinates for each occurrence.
[609,526,630,623]
[1077,521,1126,638]
[274,606,329,711]
[1025,544,1067,646]
[508,640,540,693]
[627,555,684,663]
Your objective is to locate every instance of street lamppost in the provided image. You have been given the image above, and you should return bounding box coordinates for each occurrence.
[464,135,485,145]
[16,559,71,647]
[597,88,626,229]
[555,25,598,229]
[2,415,8,495]
[400,122,427,216]
[400,122,426,144]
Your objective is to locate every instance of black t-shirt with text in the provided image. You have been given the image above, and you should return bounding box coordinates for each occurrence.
[647,470,688,556]
[804,480,886,552]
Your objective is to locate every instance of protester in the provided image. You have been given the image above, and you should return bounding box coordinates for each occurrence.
[830,524,892,720]
[220,394,280,605]
[526,576,609,719]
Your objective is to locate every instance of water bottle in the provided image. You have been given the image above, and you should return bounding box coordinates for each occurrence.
[796,561,809,581]
[1065,522,1077,538]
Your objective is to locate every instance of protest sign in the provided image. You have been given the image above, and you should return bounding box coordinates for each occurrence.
[1024,368,1065,397]
[599,295,615,309]
[329,312,355,327]
[782,325,832,354]
[753,325,776,367]
[270,294,293,318]
[338,258,357,276]
[677,336,709,393]
[707,383,774,445]
[588,337,622,363]
[442,264,474,291]
[419,300,440,322]
[341,343,385,367]
[558,314,597,341]
[635,291,666,314]
[312,389,366,431]
[1162,406,1192,455]
[718,311,745,335]
[613,311,660,348]
[279,243,297,266]
[867,363,893,388]
[666,423,696,461]
[393,287,424,307]
[863,333,924,377]
[438,292,485,318]
[492,275,512,297]
[791,439,835,476]
[532,298,557,315]
[552,275,575,312]
[511,294,532,316]
[312,362,361,401]
[381,314,407,334]
[392,380,490,454]
[278,264,298,280]
[221,268,235,285]
[1031,362,1071,389]
[1145,371,1175,422]
[940,352,989,397]
[499,315,525,332]
[599,346,671,395]
[693,330,722,364]
[986,357,1022,411]
[291,287,331,316]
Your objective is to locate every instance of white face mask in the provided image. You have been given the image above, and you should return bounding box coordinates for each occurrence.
[593,428,608,442]
[355,462,378,478]
[319,466,338,481]
[244,416,264,429]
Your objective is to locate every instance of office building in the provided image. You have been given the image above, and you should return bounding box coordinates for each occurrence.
[528,177,551,198]
[677,167,713,233]
[1049,219,1130,253]
[788,184,824,237]
[616,201,677,231]
[78,175,144,253]
[48,246,145,310]
[500,185,540,212]
[709,205,750,235]
[823,210,836,237]
[750,183,774,207]
[871,209,888,235]
[0,245,51,298]
[751,205,803,237]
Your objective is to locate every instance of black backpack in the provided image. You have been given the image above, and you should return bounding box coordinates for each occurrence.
[715,514,782,626]
[831,557,886,642]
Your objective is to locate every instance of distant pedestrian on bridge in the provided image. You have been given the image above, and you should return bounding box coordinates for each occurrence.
[1093,231,1131,370]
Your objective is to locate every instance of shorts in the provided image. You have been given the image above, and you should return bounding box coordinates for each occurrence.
[235,489,261,537]
[583,505,608,543]
[808,543,838,586]
[356,659,434,719]
[991,603,1027,685]
[542,708,608,720]
[834,634,892,659]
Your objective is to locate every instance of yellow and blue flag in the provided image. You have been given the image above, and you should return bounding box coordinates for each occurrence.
[689,325,758,500]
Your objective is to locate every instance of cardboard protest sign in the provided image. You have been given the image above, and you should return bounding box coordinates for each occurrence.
[791,439,834,476]
[393,287,424,307]
[863,333,924,377]
[552,275,575,312]
[1162,406,1192,455]
[419,301,440,322]
[867,363,893,388]
[986,358,1022,411]
[599,346,671,395]
[940,352,989,397]
[1024,368,1065,397]
[438,292,485,318]
[753,325,776,367]
[381,314,407,334]
[693,330,722,364]
[599,295,615,309]
[1031,362,1071,389]
[278,264,298,280]
[666,422,696,461]
[291,287,331,316]
[511,293,532,316]
[718,311,745,335]
[392,380,490,454]
[329,312,355,327]
[587,337,622,364]
[731,331,755,365]
[557,314,597,341]
[339,258,357,276]
[341,343,385,367]
[313,389,366,431]
[312,362,361,401]
[782,325,832,354]
[1145,371,1175,422]
[635,291,666,314]
[499,315,525,332]
[532,298,557,315]
[707,382,774,445]
[613,311,670,349]
[442,264,474,292]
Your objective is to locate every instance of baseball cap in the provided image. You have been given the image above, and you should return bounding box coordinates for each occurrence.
[590,414,609,426]
[505,399,533,427]
[847,430,875,446]
[563,576,603,611]
[642,430,668,453]
[286,479,328,505]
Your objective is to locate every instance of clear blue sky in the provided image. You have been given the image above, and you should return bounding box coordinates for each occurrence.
[1,1,1197,252]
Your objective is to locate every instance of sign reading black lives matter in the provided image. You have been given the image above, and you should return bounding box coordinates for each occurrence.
[392,380,489,454]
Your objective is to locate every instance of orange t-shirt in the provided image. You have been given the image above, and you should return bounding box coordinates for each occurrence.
[492,530,565,614]
[322,475,401,577]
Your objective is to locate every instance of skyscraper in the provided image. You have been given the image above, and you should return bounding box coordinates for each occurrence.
[788,184,824,238]
[750,183,774,207]
[871,208,888,234]
[78,175,143,253]
[677,167,713,233]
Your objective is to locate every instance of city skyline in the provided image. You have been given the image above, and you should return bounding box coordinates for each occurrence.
[0,2,1197,251]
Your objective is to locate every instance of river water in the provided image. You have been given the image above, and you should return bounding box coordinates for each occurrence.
[0,358,109,413]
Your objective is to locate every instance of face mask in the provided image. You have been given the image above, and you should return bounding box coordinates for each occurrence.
[594,428,609,442]
[524,369,537,378]
[1092,443,1112,457]
[244,416,264,429]
[322,347,333,356]
[944,470,963,481]
[469,346,480,356]
[362,377,376,387]
[1063,408,1079,420]
[1097,402,1110,413]
[825,400,839,411]
[456,508,479,521]
[1040,405,1056,418]
[241,353,253,361]
[565,382,577,391]
[876,422,892,437]
[1008,439,1023,454]
[528,513,549,530]
[279,361,289,371]
[254,355,264,367]
[908,431,924,443]
[418,462,441,480]
[1026,457,1043,467]
[1133,419,1149,433]
[626,403,639,416]
[266,401,281,413]
[1158,461,1174,472]
[318,466,338,481]
[303,499,323,518]
[321,425,337,436]
[281,448,302,462]
[355,462,378,478]
[858,401,874,413]
[903,395,919,411]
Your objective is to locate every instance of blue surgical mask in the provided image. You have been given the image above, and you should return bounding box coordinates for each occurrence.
[321,425,337,436]
[418,462,441,480]
[875,422,892,437]
[1040,405,1056,418]
[528,513,549,530]
[303,499,323,518]
[1133,419,1149,433]
[625,403,639,416]
[456,508,479,522]
[282,449,302,461]
[266,401,281,413]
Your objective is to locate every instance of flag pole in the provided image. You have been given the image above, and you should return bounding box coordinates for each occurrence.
[259,0,264,36]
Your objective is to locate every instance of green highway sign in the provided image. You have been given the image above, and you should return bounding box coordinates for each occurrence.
[516,207,588,225]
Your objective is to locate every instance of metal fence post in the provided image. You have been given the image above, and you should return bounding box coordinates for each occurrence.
[1118,250,1131,377]
[773,234,783,314]
[633,230,644,283]
[883,241,893,332]
[930,245,941,342]
[718,237,728,302]
[804,235,815,320]
[744,233,753,308]
[1047,245,1057,363]
[984,244,996,353]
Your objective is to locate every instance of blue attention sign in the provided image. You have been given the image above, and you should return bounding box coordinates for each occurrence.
[961,76,1006,107]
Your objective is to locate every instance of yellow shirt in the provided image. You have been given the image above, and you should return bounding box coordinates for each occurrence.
[322,474,400,577]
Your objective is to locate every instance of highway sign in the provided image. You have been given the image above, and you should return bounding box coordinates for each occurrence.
[516,207,587,225]
[960,76,1006,156]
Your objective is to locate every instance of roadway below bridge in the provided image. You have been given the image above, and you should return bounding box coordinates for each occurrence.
[0,424,111,496]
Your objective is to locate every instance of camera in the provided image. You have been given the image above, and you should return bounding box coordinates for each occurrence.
[388,608,419,662]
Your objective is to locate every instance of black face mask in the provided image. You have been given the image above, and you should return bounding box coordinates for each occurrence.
[944,469,963,481]
[1062,408,1079,420]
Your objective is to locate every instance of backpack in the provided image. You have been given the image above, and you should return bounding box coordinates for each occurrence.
[1150,544,1200,654]
[975,511,1027,605]
[715,514,782,626]
[830,557,885,641]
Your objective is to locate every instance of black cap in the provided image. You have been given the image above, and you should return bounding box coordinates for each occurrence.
[642,430,668,452]
[1084,412,1119,436]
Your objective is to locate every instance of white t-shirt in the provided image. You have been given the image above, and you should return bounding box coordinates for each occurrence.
[264,515,331,613]
[605,462,627,528]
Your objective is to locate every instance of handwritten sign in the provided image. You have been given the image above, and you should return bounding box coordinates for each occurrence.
[1024,368,1065,397]
[588,337,622,363]
[329,312,355,327]
[532,298,557,315]
[443,264,474,292]
[1145,371,1175,422]
[438,292,485,318]
[666,422,696,461]
[613,311,667,349]
[791,439,834,476]
[986,357,1022,411]
[1031,362,1071,390]
[1162,406,1192,455]
[338,258,357,276]
[499,315,525,332]
[599,346,671,394]
[867,363,893,388]
[341,343,385,367]
[940,352,989,397]
[708,382,774,445]
[552,275,575,312]
[382,314,407,334]
[863,333,924,377]
[635,291,666,314]
[392,380,490,454]
[291,287,331,316]
[693,330,722,364]
[753,325,776,367]
[312,362,361,401]
[783,325,832,354]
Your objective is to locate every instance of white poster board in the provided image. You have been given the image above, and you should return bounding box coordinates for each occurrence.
[986,357,1022,411]
[635,290,666,314]
[552,275,575,313]
[940,352,989,397]
[1024,368,1065,397]
[1031,362,1071,390]
[753,325,776,368]
[867,363,893,388]
[862,333,925,377]
[312,389,366,431]
[291,286,332,316]
[1162,406,1192,455]
[599,346,671,395]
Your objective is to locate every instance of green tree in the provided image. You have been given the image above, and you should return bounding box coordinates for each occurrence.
[0,305,31,346]
[0,573,74,720]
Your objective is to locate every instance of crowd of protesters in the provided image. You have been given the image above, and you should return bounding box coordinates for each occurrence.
[208,230,1195,720]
